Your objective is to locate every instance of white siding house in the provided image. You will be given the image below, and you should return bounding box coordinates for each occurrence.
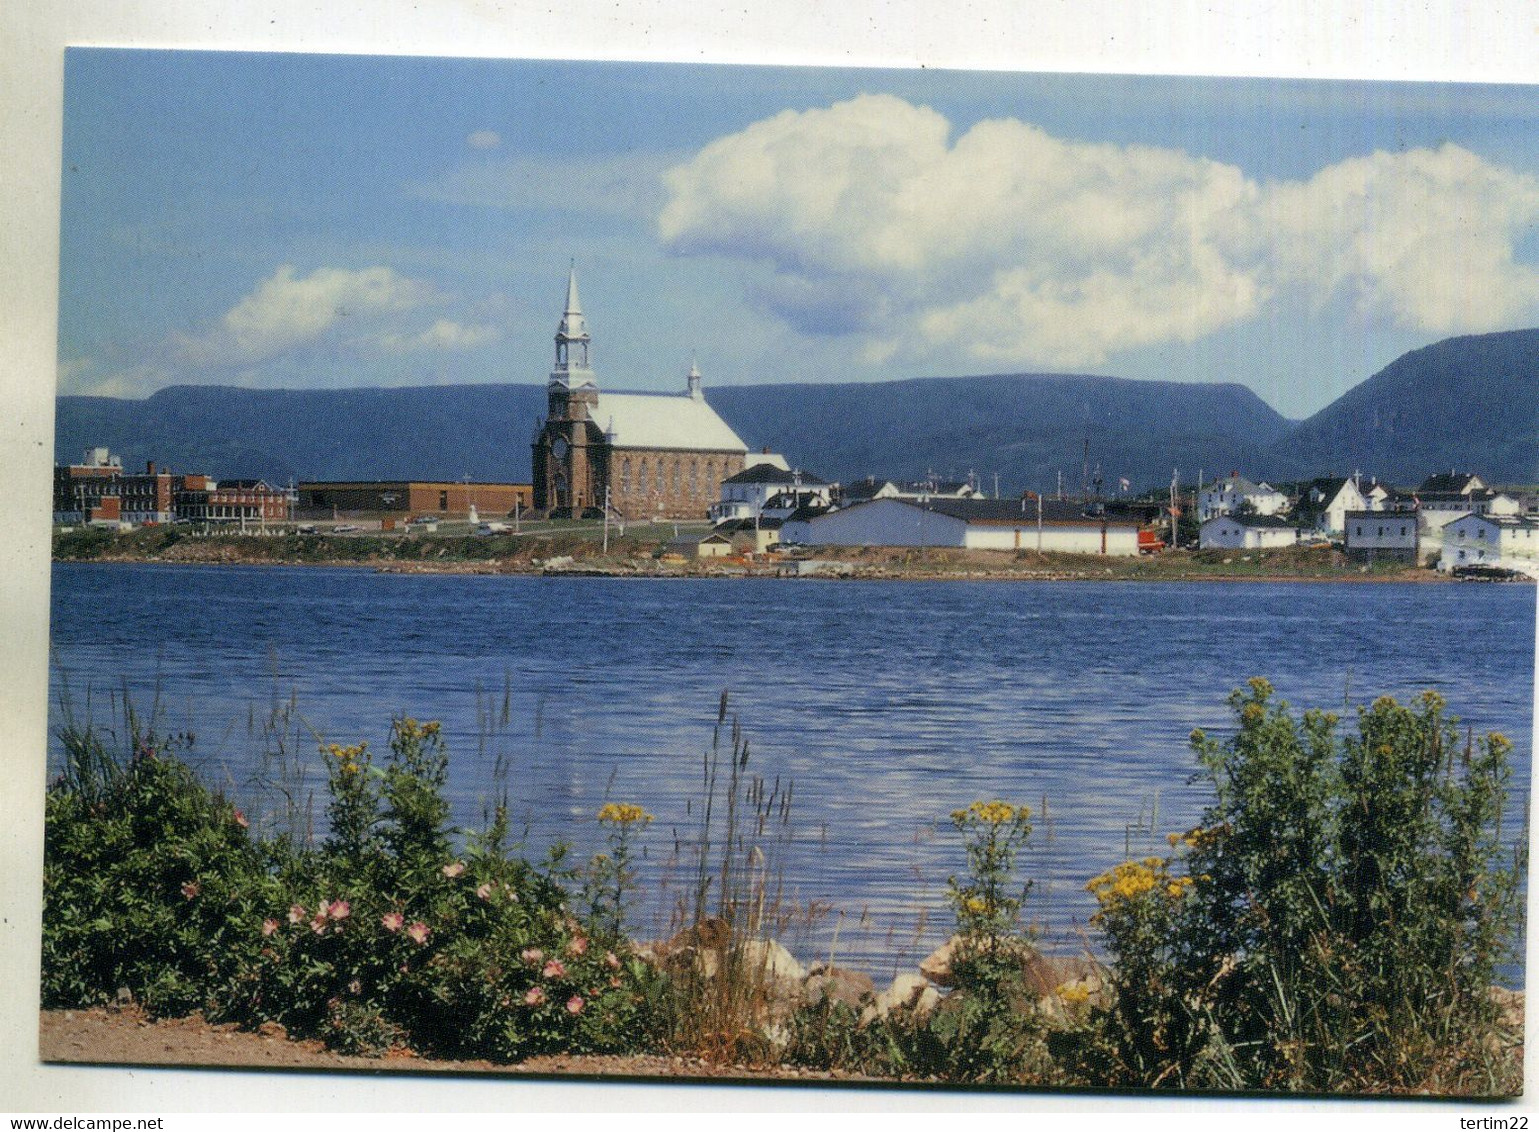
[1197,474,1289,521]
[1295,478,1369,538]
[1343,510,1419,564]
[1199,515,1299,550]
[1438,513,1539,571]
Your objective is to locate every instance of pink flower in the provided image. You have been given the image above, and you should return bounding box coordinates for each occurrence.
[567,936,588,956]
[442,861,466,879]
[524,986,546,1007]
[381,911,404,933]
[287,904,306,925]
[180,881,201,900]
[406,921,430,945]
[261,918,280,937]
[565,995,584,1015]
[520,948,544,965]
[310,914,328,935]
[604,951,621,970]
[233,809,249,829]
[327,899,351,921]
[503,883,519,902]
[476,883,493,900]
[317,899,332,918]
[541,959,567,980]
[609,976,623,989]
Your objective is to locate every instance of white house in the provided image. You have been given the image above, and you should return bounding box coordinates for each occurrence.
[1197,474,1289,521]
[1342,510,1419,564]
[1438,513,1539,572]
[1198,514,1299,551]
[710,463,832,523]
[1294,478,1369,538]
[799,497,1141,555]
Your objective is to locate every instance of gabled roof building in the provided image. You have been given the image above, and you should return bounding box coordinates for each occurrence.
[531,269,749,519]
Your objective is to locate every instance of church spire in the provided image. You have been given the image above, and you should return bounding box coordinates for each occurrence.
[687,354,703,400]
[551,264,596,389]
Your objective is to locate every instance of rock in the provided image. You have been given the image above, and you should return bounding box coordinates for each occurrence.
[801,964,876,1010]
[736,938,806,984]
[871,972,930,1019]
[912,985,942,1023]
[1489,986,1525,1031]
[918,936,962,986]
[1020,952,1104,998]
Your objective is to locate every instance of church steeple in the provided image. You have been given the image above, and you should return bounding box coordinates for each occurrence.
[551,265,596,390]
[686,355,703,400]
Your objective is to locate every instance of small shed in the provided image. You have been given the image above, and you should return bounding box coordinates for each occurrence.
[666,531,733,559]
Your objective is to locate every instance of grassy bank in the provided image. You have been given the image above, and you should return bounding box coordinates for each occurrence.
[42,685,1525,1094]
[52,524,1451,583]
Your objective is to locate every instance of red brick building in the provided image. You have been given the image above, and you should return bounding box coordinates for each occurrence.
[531,270,748,520]
[54,448,295,526]
[295,481,532,519]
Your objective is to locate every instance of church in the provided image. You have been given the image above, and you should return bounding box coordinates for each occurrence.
[530,269,749,520]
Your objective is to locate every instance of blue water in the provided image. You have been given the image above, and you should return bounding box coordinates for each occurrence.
[47,564,1535,981]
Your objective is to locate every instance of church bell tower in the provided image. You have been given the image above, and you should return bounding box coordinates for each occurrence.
[533,267,604,515]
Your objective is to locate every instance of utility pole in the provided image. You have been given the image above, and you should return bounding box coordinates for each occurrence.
[993,472,1000,500]
[602,484,611,553]
[1170,468,1180,549]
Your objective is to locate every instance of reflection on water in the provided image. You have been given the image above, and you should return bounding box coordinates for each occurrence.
[49,564,1534,980]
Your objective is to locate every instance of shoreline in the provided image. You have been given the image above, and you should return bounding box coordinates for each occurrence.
[52,526,1531,585]
[51,550,1488,585]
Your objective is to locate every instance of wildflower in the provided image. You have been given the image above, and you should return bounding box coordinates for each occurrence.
[310,913,329,935]
[348,979,362,995]
[567,936,589,957]
[1247,677,1273,698]
[951,800,1027,826]
[524,986,546,1007]
[520,948,544,965]
[406,922,430,945]
[328,899,351,921]
[1057,982,1091,1005]
[233,809,249,829]
[287,903,307,925]
[597,802,653,826]
[604,951,621,970]
[381,911,404,932]
[262,918,280,937]
[180,881,201,900]
[442,861,466,879]
[542,959,567,980]
[503,883,519,902]
[608,976,623,989]
[565,995,584,1015]
[476,883,493,900]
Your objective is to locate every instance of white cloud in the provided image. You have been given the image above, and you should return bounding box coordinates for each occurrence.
[374,318,501,353]
[174,265,436,365]
[659,95,1539,368]
[467,130,502,150]
[407,152,673,218]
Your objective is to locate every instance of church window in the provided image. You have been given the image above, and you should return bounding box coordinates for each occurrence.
[671,460,681,493]
[638,458,649,493]
[655,462,664,493]
[620,458,631,493]
[689,460,698,493]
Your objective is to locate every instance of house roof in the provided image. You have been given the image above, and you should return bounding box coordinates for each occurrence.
[723,463,826,486]
[592,390,747,453]
[1419,471,1483,494]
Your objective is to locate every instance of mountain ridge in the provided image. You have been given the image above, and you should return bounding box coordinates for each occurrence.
[51,330,1539,492]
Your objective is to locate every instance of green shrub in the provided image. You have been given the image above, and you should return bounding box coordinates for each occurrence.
[43,738,272,1017]
[1089,680,1525,1094]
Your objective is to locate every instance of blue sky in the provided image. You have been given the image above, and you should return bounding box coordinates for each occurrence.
[57,49,1539,419]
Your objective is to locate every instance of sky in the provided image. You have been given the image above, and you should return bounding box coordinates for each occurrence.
[57,50,1539,420]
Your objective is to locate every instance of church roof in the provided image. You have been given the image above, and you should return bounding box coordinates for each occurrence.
[593,390,748,453]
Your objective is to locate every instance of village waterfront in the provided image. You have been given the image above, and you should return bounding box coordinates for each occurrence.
[48,560,1534,983]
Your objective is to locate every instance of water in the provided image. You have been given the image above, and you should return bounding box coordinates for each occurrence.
[48,563,1534,981]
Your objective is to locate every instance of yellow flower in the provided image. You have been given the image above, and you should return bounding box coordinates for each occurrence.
[597,802,653,826]
[955,800,1028,825]
[1247,677,1273,698]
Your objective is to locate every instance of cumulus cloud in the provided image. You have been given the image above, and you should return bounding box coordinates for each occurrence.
[659,94,1539,367]
[374,318,501,353]
[467,129,502,150]
[174,265,436,365]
